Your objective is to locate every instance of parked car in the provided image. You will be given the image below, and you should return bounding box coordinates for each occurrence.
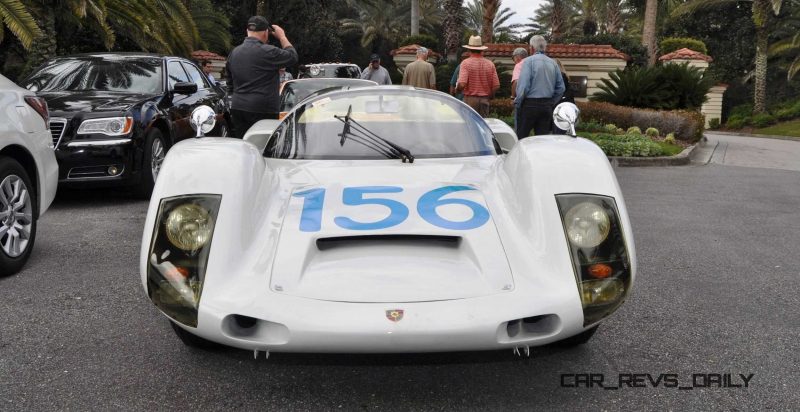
[22,53,230,196]
[297,63,361,79]
[0,74,58,276]
[140,87,636,353]
[278,78,377,118]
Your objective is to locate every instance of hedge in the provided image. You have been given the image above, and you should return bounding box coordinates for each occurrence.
[660,37,708,55]
[577,101,705,142]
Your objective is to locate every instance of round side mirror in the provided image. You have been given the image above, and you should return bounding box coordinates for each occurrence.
[553,102,580,137]
[190,106,217,138]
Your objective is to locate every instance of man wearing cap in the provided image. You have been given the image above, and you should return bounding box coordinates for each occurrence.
[226,16,298,139]
[456,36,500,117]
[402,47,436,89]
[514,35,565,138]
[360,54,392,85]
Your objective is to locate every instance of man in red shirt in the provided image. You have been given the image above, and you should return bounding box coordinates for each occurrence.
[456,36,500,117]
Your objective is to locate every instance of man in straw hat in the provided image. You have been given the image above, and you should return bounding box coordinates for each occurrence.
[456,35,500,117]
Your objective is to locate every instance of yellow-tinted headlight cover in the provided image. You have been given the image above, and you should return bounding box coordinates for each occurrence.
[165,204,215,251]
[564,202,611,248]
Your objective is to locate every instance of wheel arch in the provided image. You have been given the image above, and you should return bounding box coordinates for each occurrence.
[0,145,40,218]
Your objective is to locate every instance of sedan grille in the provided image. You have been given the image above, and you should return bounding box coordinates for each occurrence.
[49,118,67,148]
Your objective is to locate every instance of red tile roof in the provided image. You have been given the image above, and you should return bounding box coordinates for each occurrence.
[191,50,226,61]
[390,44,442,59]
[659,48,713,63]
[459,43,630,60]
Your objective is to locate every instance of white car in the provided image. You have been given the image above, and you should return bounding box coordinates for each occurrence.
[140,87,635,354]
[0,74,58,276]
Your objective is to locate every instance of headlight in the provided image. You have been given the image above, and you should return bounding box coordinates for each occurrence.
[147,195,221,327]
[557,194,632,326]
[309,65,322,76]
[165,204,215,251]
[563,202,610,248]
[77,116,133,136]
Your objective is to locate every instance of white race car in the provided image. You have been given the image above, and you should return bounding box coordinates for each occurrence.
[139,87,635,354]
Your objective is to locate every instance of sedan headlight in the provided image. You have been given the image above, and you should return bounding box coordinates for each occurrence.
[147,195,221,327]
[557,194,632,326]
[77,116,133,136]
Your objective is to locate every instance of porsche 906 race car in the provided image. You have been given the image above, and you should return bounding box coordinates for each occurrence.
[139,86,636,354]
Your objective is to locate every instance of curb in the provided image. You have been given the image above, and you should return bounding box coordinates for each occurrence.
[608,144,697,167]
[705,131,800,142]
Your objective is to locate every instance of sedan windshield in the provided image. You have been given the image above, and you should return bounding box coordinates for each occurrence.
[266,88,497,160]
[23,56,163,94]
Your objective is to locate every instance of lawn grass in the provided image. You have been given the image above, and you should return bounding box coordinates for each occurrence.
[655,141,685,156]
[755,119,800,138]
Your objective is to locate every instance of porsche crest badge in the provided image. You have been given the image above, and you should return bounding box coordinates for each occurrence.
[386,309,404,322]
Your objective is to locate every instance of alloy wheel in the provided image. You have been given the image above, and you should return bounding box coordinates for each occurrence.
[151,137,165,181]
[0,175,33,258]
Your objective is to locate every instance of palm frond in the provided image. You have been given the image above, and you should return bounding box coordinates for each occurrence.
[0,0,42,48]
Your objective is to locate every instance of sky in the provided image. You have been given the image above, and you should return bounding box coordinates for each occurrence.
[496,0,546,27]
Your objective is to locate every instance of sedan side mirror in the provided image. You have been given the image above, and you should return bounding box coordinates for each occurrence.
[553,102,580,137]
[173,81,198,95]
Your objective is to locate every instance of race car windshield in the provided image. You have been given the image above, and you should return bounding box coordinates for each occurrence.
[265,89,497,160]
[279,79,376,112]
[22,56,163,94]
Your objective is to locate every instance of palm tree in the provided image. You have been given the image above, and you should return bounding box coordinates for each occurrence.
[482,0,500,42]
[526,0,582,42]
[0,0,41,49]
[411,0,420,35]
[673,0,784,113]
[443,0,464,61]
[642,0,657,66]
[341,0,410,50]
[464,0,521,42]
[768,4,800,79]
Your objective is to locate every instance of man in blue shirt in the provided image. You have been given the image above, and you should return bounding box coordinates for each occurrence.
[514,35,565,138]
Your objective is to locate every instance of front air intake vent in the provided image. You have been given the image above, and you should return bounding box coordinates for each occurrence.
[316,235,461,251]
[49,118,67,148]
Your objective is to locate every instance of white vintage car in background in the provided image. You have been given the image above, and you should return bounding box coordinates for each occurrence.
[0,74,58,276]
[139,86,635,354]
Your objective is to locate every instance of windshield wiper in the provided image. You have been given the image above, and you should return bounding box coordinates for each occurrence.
[334,105,414,163]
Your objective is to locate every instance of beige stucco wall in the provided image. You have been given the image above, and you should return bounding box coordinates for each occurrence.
[664,59,709,72]
[702,85,727,128]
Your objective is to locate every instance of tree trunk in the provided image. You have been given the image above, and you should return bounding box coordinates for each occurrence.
[256,0,267,16]
[481,0,499,43]
[551,0,564,43]
[642,0,658,67]
[411,0,420,36]
[606,0,622,34]
[443,0,463,62]
[753,0,770,113]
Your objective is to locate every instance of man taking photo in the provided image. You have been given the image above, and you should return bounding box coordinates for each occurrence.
[226,16,298,139]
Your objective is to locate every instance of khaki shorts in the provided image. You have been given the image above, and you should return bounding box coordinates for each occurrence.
[464,96,491,117]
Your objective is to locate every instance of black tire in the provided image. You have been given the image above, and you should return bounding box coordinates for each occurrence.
[134,128,166,198]
[169,321,220,349]
[0,157,37,277]
[553,325,599,348]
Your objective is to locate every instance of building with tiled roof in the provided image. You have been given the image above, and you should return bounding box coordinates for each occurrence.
[659,48,713,63]
[473,43,630,61]
[390,44,443,68]
[190,50,226,81]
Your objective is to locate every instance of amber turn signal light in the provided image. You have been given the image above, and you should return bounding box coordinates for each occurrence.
[587,263,613,279]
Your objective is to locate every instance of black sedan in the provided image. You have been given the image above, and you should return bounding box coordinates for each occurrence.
[22,53,230,196]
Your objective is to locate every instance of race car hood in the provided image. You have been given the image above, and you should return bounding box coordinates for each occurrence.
[269,160,514,303]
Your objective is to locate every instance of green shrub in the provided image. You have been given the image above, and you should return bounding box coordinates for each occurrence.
[604,123,618,133]
[751,113,776,128]
[578,101,705,142]
[399,34,439,50]
[489,98,515,117]
[578,120,605,133]
[591,63,712,111]
[616,127,626,135]
[664,133,676,144]
[435,63,457,93]
[775,108,795,121]
[708,118,720,129]
[626,126,642,134]
[645,127,659,137]
[583,132,665,157]
[729,104,753,118]
[725,114,749,129]
[659,37,709,55]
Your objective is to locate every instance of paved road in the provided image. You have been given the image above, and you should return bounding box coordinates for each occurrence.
[1,135,799,410]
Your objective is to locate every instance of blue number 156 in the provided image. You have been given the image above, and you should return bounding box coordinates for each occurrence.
[293,185,489,232]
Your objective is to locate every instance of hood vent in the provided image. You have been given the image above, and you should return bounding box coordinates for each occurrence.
[316,234,461,251]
